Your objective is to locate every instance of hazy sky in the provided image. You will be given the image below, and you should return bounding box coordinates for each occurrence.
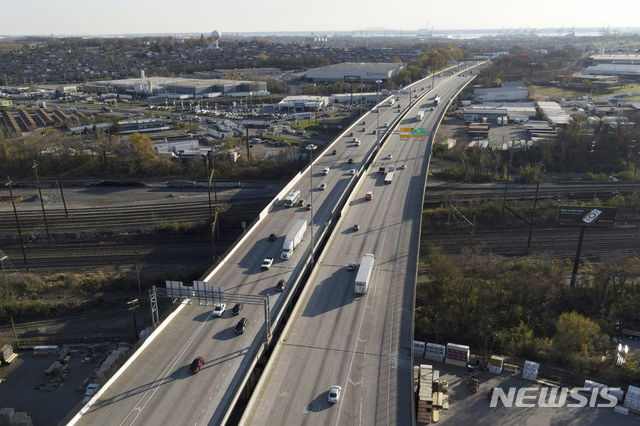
[2,0,639,36]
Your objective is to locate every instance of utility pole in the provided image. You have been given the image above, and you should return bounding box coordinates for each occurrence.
[57,176,69,217]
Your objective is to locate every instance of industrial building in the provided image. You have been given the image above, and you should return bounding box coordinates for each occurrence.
[277,96,330,111]
[462,102,536,124]
[81,77,268,100]
[473,81,528,102]
[305,62,405,83]
[590,54,640,65]
[581,64,640,80]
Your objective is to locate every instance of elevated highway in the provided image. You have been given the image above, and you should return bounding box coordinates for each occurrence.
[241,68,481,425]
[71,62,483,426]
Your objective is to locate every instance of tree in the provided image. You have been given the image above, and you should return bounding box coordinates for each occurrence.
[552,311,603,360]
[128,133,155,174]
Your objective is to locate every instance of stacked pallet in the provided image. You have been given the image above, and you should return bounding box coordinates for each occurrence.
[444,343,469,367]
[624,385,640,412]
[424,343,446,362]
[417,364,434,423]
[522,360,540,381]
[0,344,17,365]
[488,355,504,374]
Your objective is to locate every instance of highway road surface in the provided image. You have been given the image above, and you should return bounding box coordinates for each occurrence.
[241,67,481,425]
[71,63,482,425]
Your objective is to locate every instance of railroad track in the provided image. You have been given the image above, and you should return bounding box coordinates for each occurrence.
[421,226,640,259]
[0,198,266,234]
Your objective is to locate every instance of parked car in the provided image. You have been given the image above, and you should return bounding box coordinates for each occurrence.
[231,303,243,316]
[328,385,342,403]
[234,318,248,334]
[212,303,226,317]
[188,356,204,374]
[268,233,277,242]
[275,279,286,292]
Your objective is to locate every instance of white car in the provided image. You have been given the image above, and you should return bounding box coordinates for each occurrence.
[400,164,407,169]
[212,303,226,317]
[387,154,393,159]
[349,169,356,175]
[320,183,327,190]
[328,385,342,403]
[322,167,330,175]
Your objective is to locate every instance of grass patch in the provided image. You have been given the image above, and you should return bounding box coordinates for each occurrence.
[528,85,585,101]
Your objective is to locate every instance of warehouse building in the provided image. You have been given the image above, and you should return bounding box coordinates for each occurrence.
[305,62,405,83]
[277,96,330,111]
[581,64,640,80]
[473,81,528,102]
[82,77,268,100]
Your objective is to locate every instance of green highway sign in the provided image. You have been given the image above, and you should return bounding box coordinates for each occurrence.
[412,128,426,137]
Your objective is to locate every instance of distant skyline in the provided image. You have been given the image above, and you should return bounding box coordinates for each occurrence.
[2,0,640,37]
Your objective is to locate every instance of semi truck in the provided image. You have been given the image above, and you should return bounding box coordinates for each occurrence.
[283,189,301,207]
[434,95,441,106]
[355,253,375,295]
[281,219,307,260]
[416,111,425,121]
[384,171,395,184]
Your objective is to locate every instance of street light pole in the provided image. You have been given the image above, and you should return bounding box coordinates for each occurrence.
[375,79,382,152]
[1,255,7,295]
[306,144,317,265]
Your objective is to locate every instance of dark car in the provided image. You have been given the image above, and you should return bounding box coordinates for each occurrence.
[348,158,353,164]
[275,279,286,292]
[268,233,277,242]
[234,318,248,334]
[231,303,243,316]
[188,356,204,374]
[332,149,337,155]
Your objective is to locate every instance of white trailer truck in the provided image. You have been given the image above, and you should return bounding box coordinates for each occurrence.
[281,219,307,260]
[354,253,375,295]
[416,110,425,121]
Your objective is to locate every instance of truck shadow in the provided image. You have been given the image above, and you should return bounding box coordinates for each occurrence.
[301,269,353,317]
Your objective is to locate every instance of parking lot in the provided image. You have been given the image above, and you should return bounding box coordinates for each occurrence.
[422,360,640,425]
[0,351,95,425]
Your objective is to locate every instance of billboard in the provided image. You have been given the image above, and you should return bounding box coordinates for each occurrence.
[344,75,361,83]
[557,206,617,227]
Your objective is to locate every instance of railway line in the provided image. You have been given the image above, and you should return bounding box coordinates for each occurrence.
[424,181,640,206]
[422,226,640,259]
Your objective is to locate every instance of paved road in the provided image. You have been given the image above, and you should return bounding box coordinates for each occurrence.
[70,63,483,425]
[241,65,482,425]
[69,68,422,425]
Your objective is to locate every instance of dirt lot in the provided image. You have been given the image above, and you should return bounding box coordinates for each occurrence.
[0,351,96,425]
[421,359,640,425]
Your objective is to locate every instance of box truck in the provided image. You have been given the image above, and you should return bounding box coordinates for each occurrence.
[354,253,375,294]
[281,219,307,259]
